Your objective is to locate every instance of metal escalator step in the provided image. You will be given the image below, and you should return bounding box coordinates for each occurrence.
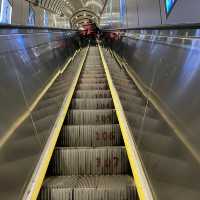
[57,124,122,147]
[81,70,104,74]
[81,74,105,79]
[85,60,101,63]
[70,98,114,109]
[82,67,103,71]
[77,83,108,90]
[85,61,101,65]
[65,109,118,125]
[83,60,101,63]
[49,146,129,175]
[83,66,102,69]
[38,176,78,200]
[81,73,105,77]
[74,90,111,98]
[79,77,107,84]
[38,175,136,200]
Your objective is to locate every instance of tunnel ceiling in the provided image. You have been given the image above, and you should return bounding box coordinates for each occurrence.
[34,0,107,27]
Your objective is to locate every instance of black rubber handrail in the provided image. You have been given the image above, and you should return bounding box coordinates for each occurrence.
[102,23,200,31]
[0,24,76,31]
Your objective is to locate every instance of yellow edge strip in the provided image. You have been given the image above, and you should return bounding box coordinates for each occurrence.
[112,50,200,164]
[23,46,89,200]
[0,50,79,148]
[98,44,153,200]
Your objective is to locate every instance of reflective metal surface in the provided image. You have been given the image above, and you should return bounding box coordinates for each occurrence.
[102,28,200,199]
[0,27,79,200]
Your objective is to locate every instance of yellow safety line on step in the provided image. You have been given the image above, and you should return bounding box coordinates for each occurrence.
[0,50,79,149]
[98,45,154,200]
[112,50,200,164]
[23,46,89,200]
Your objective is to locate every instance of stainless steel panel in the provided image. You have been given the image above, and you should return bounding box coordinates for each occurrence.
[0,27,79,200]
[137,0,161,26]
[160,0,200,25]
[104,28,200,199]
[126,0,139,28]
[0,117,41,200]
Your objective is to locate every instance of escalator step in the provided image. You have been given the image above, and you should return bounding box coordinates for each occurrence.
[82,70,104,74]
[57,124,122,147]
[81,74,105,78]
[49,147,129,175]
[74,90,111,98]
[70,98,114,109]
[77,83,108,90]
[79,77,107,84]
[65,109,118,125]
[38,175,136,200]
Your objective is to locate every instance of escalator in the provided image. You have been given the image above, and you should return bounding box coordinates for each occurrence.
[37,46,137,200]
[34,45,200,200]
